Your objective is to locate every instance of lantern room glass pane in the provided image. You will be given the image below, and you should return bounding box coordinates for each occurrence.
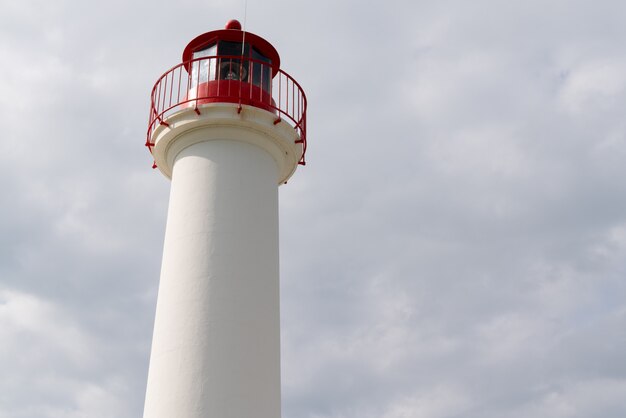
[191,44,217,89]
[217,41,249,57]
[251,47,271,92]
[217,41,250,81]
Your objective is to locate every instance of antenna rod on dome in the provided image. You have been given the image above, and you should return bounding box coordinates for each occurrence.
[239,2,247,113]
[241,0,248,56]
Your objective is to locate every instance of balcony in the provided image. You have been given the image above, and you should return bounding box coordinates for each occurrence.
[146,55,307,165]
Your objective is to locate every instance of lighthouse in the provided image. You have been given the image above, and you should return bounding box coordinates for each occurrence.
[143,19,306,418]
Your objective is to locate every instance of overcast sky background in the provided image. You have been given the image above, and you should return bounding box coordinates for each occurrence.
[1,0,626,417]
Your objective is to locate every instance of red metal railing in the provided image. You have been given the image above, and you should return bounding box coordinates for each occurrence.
[146,55,307,165]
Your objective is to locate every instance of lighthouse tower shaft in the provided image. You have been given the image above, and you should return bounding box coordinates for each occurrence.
[144,140,281,418]
[143,104,302,418]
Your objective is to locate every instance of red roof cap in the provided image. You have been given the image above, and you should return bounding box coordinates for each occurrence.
[182,20,281,72]
[225,19,242,30]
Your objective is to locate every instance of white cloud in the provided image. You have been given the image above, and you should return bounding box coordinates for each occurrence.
[382,386,474,418]
[0,288,137,417]
[558,59,626,114]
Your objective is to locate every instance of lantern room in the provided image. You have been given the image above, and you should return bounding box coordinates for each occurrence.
[181,19,281,111]
[146,19,307,166]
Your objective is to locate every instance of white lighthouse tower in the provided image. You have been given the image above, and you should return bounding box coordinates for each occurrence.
[142,19,307,418]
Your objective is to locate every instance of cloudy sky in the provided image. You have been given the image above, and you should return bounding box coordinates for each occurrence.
[2,0,626,417]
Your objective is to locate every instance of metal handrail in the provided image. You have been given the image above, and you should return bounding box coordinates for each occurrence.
[146,55,307,166]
